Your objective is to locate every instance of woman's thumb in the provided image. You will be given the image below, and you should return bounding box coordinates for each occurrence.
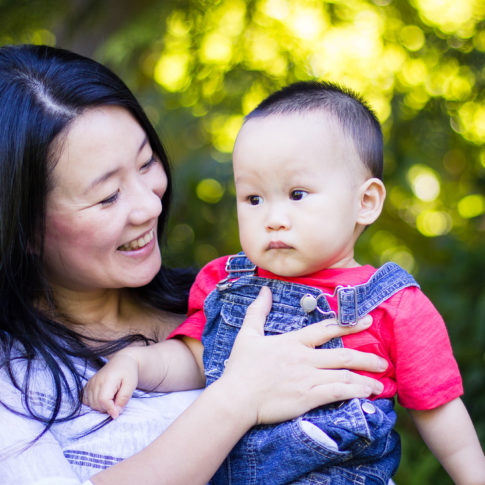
[240,286,272,336]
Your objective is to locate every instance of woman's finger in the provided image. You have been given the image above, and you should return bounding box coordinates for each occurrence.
[305,367,384,396]
[305,382,381,409]
[238,286,273,337]
[293,314,373,348]
[307,347,388,374]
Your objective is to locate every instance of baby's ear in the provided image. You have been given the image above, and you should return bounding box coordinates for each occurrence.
[356,178,386,226]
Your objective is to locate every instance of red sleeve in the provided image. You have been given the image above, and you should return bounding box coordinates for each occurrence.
[166,256,230,341]
[390,287,463,410]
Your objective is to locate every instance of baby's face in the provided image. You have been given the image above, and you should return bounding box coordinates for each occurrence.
[233,111,369,277]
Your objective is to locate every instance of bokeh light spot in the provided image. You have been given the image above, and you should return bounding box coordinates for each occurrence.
[416,210,452,236]
[407,165,441,201]
[169,224,195,244]
[196,178,225,204]
[154,52,190,91]
[400,25,425,51]
[457,194,485,219]
[201,33,233,63]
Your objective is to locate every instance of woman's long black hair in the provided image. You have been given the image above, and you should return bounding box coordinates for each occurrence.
[0,44,195,435]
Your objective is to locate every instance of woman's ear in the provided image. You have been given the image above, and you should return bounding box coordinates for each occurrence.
[356,178,386,226]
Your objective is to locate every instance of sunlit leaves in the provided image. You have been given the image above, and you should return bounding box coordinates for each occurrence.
[149,0,483,181]
[196,178,225,203]
[458,194,485,218]
[407,165,441,202]
[411,0,482,37]
[370,230,416,272]
[154,52,191,91]
[399,25,425,51]
[416,210,452,237]
[457,102,485,144]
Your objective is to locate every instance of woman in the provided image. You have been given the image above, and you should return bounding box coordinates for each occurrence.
[0,44,388,485]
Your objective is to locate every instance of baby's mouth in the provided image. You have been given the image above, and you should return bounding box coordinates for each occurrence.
[267,241,291,250]
[118,229,154,251]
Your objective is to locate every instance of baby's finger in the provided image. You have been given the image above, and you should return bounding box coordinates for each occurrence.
[83,387,114,414]
[82,388,92,407]
[113,380,135,412]
[294,315,373,348]
[82,380,100,407]
[107,402,121,420]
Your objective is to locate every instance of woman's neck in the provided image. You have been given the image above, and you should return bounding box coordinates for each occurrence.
[45,287,134,338]
[45,285,182,342]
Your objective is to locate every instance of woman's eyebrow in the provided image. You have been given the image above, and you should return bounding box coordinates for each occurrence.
[83,136,149,195]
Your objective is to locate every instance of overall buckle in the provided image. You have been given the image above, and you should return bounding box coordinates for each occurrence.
[300,286,359,326]
[216,255,257,291]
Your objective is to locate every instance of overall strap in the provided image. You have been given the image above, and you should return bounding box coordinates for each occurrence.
[329,262,419,325]
[216,252,256,290]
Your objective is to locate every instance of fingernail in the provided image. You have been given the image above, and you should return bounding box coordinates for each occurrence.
[378,358,388,371]
[359,315,372,326]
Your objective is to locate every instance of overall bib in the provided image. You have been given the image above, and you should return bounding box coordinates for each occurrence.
[202,253,419,485]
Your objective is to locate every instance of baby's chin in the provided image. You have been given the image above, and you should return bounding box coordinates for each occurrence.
[258,260,316,278]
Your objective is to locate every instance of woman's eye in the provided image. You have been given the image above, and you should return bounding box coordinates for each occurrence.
[290,190,307,201]
[100,190,120,206]
[141,155,156,171]
[248,195,263,206]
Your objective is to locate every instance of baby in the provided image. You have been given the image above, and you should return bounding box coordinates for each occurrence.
[84,81,485,484]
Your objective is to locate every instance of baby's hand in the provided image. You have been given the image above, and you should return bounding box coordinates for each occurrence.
[83,351,140,419]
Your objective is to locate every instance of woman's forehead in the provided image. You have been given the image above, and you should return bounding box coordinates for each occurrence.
[50,106,146,189]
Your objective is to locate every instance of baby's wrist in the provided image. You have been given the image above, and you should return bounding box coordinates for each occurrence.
[110,347,143,369]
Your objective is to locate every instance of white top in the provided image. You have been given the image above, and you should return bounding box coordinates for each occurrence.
[0,354,201,485]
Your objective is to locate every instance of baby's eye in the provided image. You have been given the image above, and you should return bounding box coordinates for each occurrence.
[290,190,307,201]
[100,190,120,206]
[248,195,263,206]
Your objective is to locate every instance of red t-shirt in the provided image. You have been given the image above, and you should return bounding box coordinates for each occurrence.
[169,256,463,410]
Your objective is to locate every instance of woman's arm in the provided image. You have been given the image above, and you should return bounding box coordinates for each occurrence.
[410,397,485,485]
[91,287,388,485]
[0,392,84,485]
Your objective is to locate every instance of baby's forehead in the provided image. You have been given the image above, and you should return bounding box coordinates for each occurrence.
[235,111,370,178]
[243,108,339,128]
[237,111,353,155]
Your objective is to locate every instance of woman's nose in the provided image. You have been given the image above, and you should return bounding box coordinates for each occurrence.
[128,181,163,226]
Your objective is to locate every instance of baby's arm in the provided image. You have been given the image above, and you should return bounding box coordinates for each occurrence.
[83,339,205,418]
[409,397,485,484]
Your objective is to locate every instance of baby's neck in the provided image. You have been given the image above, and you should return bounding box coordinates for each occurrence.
[269,257,362,279]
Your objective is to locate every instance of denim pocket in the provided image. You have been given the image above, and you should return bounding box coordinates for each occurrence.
[220,293,308,334]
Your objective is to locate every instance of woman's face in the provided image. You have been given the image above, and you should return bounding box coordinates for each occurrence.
[43,106,167,292]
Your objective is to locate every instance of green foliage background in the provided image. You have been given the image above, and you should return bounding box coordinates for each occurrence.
[2,0,484,482]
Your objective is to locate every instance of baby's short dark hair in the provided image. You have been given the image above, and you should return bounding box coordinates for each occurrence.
[246,81,383,179]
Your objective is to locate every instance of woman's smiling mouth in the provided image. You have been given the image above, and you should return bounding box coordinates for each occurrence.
[118,229,154,251]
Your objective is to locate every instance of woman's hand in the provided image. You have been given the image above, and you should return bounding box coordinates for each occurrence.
[219,286,388,426]
[91,286,389,485]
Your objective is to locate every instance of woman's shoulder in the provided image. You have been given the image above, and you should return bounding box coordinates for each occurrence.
[0,348,91,415]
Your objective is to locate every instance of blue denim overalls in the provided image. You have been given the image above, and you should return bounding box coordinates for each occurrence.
[202,252,419,484]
